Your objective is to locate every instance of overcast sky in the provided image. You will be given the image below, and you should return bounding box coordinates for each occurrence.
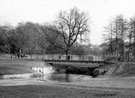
[0,0,135,45]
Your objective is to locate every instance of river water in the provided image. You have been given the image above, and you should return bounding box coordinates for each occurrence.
[1,65,93,82]
[30,66,93,82]
[37,73,93,82]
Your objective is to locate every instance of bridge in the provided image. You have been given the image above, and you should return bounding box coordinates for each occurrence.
[44,60,114,68]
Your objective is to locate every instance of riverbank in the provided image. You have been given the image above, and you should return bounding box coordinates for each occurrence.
[0,59,50,75]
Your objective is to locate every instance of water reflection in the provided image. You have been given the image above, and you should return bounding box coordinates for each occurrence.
[2,72,93,82]
[40,73,92,82]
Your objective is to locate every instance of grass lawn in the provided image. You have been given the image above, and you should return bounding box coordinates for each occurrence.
[0,85,135,98]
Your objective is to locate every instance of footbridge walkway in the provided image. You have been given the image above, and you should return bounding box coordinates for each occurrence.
[44,60,115,68]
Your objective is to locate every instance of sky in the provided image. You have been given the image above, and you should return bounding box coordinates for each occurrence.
[0,0,135,45]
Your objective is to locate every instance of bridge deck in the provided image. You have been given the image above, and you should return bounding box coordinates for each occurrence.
[44,60,113,68]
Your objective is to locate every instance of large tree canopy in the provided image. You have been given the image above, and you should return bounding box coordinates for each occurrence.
[56,7,90,58]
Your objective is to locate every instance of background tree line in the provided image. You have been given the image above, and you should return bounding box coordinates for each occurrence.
[102,15,135,61]
[0,8,94,57]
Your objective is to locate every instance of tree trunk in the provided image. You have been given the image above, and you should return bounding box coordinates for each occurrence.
[116,34,118,61]
[65,46,70,60]
[133,42,135,60]
[66,50,69,60]
[29,48,32,59]
[122,42,125,61]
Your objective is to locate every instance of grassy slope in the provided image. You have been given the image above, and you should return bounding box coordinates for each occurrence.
[105,62,135,77]
[114,62,135,77]
[0,59,47,75]
[0,54,11,59]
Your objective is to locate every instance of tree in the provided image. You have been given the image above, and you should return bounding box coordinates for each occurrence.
[40,25,66,54]
[22,22,43,54]
[103,15,128,61]
[15,22,43,55]
[0,26,6,52]
[104,19,114,55]
[116,15,128,61]
[0,25,14,53]
[129,17,135,59]
[56,7,90,59]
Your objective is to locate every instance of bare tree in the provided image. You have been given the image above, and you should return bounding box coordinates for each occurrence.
[114,15,127,60]
[129,17,135,59]
[104,19,114,55]
[103,15,127,61]
[57,7,90,59]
